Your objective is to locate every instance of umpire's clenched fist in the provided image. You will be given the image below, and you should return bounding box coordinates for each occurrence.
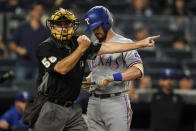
[77,35,91,52]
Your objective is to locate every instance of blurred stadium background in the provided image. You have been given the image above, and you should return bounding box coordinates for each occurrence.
[0,0,196,131]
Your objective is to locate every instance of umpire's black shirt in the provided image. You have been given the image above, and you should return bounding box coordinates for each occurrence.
[36,35,101,101]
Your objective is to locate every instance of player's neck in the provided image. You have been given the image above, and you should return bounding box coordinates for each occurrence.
[104,29,115,42]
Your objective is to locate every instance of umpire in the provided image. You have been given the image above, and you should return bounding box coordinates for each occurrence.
[30,9,98,131]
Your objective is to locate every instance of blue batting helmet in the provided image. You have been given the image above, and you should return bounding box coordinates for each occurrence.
[84,6,113,31]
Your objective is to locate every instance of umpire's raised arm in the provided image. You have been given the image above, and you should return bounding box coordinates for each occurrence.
[54,35,91,75]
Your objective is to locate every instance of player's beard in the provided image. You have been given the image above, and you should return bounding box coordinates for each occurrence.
[95,31,108,43]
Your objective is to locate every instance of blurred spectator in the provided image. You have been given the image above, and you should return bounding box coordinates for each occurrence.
[150,0,173,14]
[164,0,192,37]
[134,26,149,41]
[128,81,139,100]
[150,68,183,131]
[53,0,64,10]
[0,91,31,130]
[53,0,73,11]
[138,75,152,90]
[0,35,8,57]
[0,0,25,13]
[178,70,193,90]
[172,36,191,51]
[36,0,73,13]
[35,0,62,13]
[165,0,193,16]
[129,0,153,16]
[168,18,190,40]
[0,0,5,12]
[9,2,49,85]
[134,25,155,51]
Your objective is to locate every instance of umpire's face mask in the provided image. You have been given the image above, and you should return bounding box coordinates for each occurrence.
[93,25,107,43]
[51,21,74,41]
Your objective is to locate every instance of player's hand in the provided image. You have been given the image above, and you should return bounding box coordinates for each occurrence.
[140,35,160,48]
[95,76,114,88]
[77,35,91,52]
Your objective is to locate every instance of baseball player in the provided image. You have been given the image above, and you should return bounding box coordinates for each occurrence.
[85,6,147,131]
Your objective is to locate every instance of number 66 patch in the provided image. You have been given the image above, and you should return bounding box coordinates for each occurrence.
[41,56,57,68]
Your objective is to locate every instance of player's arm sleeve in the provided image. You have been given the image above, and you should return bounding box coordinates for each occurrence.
[84,42,101,60]
[123,50,144,77]
[36,43,60,73]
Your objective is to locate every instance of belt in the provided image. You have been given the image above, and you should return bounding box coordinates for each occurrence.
[90,92,122,99]
[49,99,73,107]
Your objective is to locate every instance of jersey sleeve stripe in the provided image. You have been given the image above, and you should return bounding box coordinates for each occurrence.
[128,60,143,67]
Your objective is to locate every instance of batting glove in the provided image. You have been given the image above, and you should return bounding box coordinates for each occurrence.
[95,75,114,88]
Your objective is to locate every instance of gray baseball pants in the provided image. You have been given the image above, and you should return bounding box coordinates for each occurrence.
[87,93,133,131]
[30,101,87,131]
